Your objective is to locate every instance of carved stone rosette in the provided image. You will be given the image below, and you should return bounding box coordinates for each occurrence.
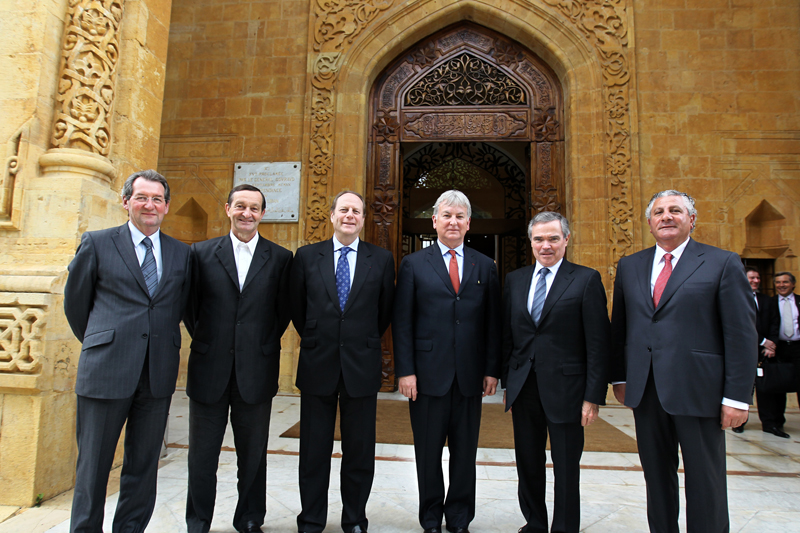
[543,0,635,267]
[0,306,46,374]
[305,0,394,243]
[50,0,124,156]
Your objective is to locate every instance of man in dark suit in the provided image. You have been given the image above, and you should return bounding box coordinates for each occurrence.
[393,190,501,533]
[183,184,293,533]
[758,271,800,437]
[610,190,756,533]
[502,212,610,533]
[734,266,778,434]
[290,191,395,533]
[64,170,191,533]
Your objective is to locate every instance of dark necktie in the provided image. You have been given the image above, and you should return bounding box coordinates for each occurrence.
[336,247,352,311]
[448,250,460,293]
[653,252,672,307]
[141,236,158,297]
[530,267,550,326]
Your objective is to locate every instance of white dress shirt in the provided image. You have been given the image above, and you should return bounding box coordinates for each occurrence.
[527,259,563,314]
[128,221,163,282]
[333,236,358,287]
[778,293,800,341]
[437,240,464,281]
[650,237,690,296]
[230,232,258,291]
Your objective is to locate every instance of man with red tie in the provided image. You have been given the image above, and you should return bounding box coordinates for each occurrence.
[610,190,756,533]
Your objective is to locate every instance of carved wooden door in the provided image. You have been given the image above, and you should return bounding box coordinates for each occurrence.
[367,22,564,391]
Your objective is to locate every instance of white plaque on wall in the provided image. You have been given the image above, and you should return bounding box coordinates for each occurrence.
[233,162,301,223]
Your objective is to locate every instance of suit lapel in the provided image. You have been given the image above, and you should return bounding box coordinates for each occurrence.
[539,260,575,325]
[345,242,372,312]
[635,246,656,310]
[318,240,340,311]
[112,224,150,298]
[460,248,477,293]
[241,236,271,291]
[215,237,240,290]
[426,244,456,295]
[518,265,536,326]
[152,234,174,299]
[655,239,704,312]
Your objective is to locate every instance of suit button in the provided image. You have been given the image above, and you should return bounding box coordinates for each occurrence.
[647,347,652,352]
[230,349,234,354]
[340,341,344,347]
[150,305,155,310]
[652,319,658,323]
[456,297,460,301]
[237,321,241,325]
[142,333,148,339]
[456,320,460,325]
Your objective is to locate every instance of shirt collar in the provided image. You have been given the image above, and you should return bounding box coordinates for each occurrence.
[534,258,563,277]
[654,236,691,264]
[437,240,464,257]
[230,231,259,254]
[781,293,795,302]
[333,235,359,253]
[128,221,160,247]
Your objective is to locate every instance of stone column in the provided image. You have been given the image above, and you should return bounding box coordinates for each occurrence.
[0,0,172,506]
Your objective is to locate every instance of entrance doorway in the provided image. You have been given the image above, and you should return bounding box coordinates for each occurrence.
[365,22,565,390]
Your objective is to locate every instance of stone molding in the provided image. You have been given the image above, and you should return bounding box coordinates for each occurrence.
[39,147,117,182]
[304,0,395,243]
[50,0,125,158]
[542,0,635,268]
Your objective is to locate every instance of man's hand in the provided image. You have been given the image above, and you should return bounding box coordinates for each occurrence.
[399,375,417,401]
[764,339,776,352]
[483,376,498,397]
[612,383,626,405]
[581,401,599,427]
[721,405,748,430]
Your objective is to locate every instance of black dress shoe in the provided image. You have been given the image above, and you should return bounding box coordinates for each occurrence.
[446,527,470,533]
[732,425,744,433]
[239,521,263,533]
[763,426,790,438]
[423,528,442,533]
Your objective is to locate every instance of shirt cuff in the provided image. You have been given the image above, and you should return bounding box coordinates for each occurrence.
[760,338,766,346]
[722,397,749,411]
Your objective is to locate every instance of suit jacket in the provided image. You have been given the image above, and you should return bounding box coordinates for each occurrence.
[502,260,611,424]
[290,239,395,398]
[755,292,779,351]
[610,238,757,417]
[64,223,191,400]
[184,234,293,405]
[393,244,501,397]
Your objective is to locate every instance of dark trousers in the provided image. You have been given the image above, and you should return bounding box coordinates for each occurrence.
[70,359,171,533]
[756,342,800,429]
[409,382,482,530]
[186,368,273,533]
[633,370,729,533]
[297,379,377,533]
[511,369,583,533]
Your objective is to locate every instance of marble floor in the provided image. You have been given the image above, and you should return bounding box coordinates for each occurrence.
[1,390,799,533]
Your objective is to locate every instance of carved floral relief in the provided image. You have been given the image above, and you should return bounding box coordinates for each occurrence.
[0,306,46,374]
[51,0,124,156]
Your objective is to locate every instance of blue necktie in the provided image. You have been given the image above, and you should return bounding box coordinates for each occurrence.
[336,246,352,311]
[141,237,158,297]
[530,267,550,326]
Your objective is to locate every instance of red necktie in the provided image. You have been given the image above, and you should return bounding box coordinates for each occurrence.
[653,253,672,307]
[448,250,460,293]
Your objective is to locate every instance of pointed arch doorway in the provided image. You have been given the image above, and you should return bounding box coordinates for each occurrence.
[366,22,565,391]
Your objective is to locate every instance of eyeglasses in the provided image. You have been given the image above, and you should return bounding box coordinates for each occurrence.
[131,195,166,206]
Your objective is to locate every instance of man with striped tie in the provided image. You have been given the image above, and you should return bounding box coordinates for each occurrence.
[64,170,191,533]
[290,191,395,533]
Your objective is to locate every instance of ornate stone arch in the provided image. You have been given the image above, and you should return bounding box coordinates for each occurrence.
[366,22,565,256]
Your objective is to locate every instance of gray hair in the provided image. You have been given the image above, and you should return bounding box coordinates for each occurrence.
[775,271,796,284]
[645,190,696,233]
[122,170,170,203]
[433,190,471,218]
[527,211,570,240]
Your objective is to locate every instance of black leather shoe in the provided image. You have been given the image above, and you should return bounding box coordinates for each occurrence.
[349,527,367,533]
[239,521,263,533]
[446,527,470,533]
[424,528,442,533]
[763,426,790,438]
[732,425,744,433]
